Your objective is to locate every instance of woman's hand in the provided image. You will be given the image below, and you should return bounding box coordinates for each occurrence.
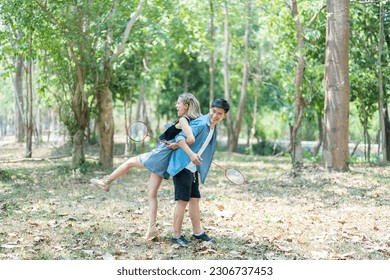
[167,142,179,150]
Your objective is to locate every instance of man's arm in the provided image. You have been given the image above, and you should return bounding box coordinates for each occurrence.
[178,139,202,166]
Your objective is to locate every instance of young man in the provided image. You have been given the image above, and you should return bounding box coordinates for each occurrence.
[167,98,230,246]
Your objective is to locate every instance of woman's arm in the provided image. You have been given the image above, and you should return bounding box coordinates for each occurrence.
[167,117,196,150]
[178,117,195,145]
[177,139,202,166]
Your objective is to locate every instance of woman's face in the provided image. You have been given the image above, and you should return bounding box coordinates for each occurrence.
[176,98,189,117]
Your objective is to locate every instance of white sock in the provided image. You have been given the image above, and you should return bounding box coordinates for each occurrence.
[193,231,204,236]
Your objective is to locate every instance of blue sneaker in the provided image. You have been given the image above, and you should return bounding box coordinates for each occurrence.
[171,236,192,246]
[192,232,215,243]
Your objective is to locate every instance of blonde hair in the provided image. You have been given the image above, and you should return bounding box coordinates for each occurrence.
[179,92,202,119]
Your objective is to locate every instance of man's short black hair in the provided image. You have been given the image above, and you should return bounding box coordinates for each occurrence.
[211,98,230,113]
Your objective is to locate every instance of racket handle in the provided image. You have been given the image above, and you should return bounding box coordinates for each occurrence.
[212,161,225,171]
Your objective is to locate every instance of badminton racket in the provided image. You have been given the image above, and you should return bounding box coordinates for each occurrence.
[212,161,245,185]
[128,121,169,145]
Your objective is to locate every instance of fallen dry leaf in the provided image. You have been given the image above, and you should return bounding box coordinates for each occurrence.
[216,204,225,211]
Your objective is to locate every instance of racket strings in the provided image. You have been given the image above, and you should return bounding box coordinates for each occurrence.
[225,168,245,185]
[129,121,149,142]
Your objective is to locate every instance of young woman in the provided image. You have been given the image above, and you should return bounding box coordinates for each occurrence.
[90,92,201,240]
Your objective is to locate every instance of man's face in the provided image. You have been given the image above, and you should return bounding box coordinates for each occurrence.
[209,106,226,125]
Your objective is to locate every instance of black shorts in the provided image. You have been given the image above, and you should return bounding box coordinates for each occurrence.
[173,169,201,202]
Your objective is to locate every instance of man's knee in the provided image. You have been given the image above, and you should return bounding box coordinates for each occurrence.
[190,197,200,204]
[177,199,189,206]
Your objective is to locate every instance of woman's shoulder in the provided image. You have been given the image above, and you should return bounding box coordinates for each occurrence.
[178,116,191,124]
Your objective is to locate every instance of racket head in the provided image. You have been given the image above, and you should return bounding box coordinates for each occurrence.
[128,121,149,142]
[225,168,245,185]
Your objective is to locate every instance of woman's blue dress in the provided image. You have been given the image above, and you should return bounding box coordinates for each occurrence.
[139,117,190,179]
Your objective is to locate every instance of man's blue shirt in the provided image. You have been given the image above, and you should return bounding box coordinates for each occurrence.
[167,114,217,184]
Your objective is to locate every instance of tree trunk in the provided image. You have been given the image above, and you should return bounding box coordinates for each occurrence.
[70,53,89,167]
[72,128,85,167]
[358,87,371,162]
[68,72,88,168]
[156,82,161,133]
[25,33,34,158]
[363,111,370,162]
[36,1,89,167]
[377,2,388,162]
[313,113,323,157]
[128,86,134,153]
[383,103,390,161]
[323,0,350,171]
[250,44,263,152]
[25,60,33,158]
[0,119,3,139]
[35,95,42,144]
[98,85,114,167]
[222,1,234,151]
[209,0,215,107]
[287,0,306,168]
[232,0,252,152]
[96,0,144,167]
[14,56,25,143]
[123,94,129,156]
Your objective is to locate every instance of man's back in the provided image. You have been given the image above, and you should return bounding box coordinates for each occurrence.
[167,114,217,184]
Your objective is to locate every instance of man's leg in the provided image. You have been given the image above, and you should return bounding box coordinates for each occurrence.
[188,198,201,234]
[173,199,188,237]
[171,169,192,246]
[188,173,215,242]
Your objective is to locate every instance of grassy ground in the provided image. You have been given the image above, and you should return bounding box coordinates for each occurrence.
[1,141,390,260]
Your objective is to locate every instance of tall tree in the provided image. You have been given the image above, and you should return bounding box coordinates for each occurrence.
[377,0,388,162]
[96,0,145,167]
[35,0,93,167]
[285,0,326,168]
[209,0,215,107]
[25,42,33,158]
[223,0,234,149]
[34,0,145,168]
[222,0,252,152]
[232,0,252,152]
[13,56,25,143]
[349,1,382,163]
[323,0,350,171]
[285,0,305,168]
[1,1,38,152]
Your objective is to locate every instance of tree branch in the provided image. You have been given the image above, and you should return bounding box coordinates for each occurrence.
[284,0,292,10]
[305,4,326,30]
[351,1,380,4]
[33,0,80,65]
[33,0,68,38]
[111,0,146,63]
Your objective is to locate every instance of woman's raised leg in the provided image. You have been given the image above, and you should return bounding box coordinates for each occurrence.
[90,156,144,192]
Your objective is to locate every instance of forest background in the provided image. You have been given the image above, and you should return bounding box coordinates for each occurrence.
[1,0,390,260]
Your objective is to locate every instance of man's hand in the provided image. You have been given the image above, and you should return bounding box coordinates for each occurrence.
[177,139,201,165]
[189,152,202,165]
